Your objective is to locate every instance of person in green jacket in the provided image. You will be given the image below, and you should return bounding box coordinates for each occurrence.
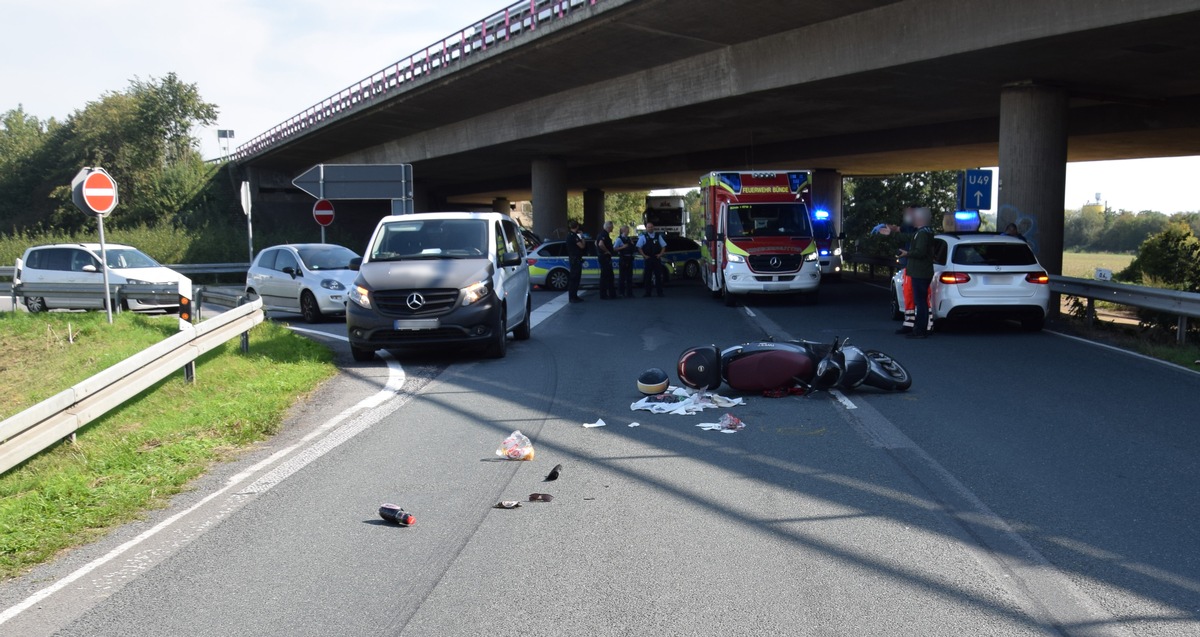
[899,207,935,339]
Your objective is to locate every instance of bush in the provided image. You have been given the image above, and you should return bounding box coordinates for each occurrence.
[1117,223,1200,341]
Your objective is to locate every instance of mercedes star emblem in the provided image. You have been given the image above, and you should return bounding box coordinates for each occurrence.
[406,292,425,310]
[770,257,782,268]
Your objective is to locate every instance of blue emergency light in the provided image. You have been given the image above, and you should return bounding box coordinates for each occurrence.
[950,210,982,232]
[814,210,830,220]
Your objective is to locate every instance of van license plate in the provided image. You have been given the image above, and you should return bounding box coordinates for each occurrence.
[394,319,439,331]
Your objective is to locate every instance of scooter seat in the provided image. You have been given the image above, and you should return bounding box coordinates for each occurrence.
[725,350,813,392]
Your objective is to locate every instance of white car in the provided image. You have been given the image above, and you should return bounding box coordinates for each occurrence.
[16,243,190,313]
[890,233,1051,331]
[246,244,361,323]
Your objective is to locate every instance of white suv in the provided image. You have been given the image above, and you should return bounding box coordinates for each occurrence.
[16,243,190,313]
[890,233,1051,331]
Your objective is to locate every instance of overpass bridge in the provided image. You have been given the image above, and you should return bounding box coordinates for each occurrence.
[234,0,1200,276]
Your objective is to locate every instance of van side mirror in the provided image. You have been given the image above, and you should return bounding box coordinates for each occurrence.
[499,251,521,268]
[348,258,362,271]
[82,264,98,273]
[704,224,717,242]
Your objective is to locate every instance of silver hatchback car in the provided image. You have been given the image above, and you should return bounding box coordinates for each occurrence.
[246,244,360,322]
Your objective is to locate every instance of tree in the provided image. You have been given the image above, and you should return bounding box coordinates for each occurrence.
[1119,222,1200,292]
[843,171,957,256]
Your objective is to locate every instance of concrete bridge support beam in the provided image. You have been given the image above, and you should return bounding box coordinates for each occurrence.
[583,188,606,236]
[492,197,511,214]
[998,84,1068,277]
[532,158,568,240]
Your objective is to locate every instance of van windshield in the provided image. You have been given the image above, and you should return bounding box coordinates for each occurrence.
[370,219,489,261]
[105,249,160,269]
[725,203,813,238]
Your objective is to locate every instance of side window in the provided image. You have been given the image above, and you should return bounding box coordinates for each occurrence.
[540,243,566,257]
[43,248,73,271]
[24,250,42,270]
[494,222,507,259]
[70,250,99,272]
[257,249,278,270]
[501,221,521,257]
[933,239,948,266]
[274,250,299,272]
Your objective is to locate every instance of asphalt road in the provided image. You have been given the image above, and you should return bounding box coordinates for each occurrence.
[1,279,1198,636]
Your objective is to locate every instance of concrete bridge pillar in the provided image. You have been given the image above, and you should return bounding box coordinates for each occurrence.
[532,158,568,239]
[998,83,1068,277]
[583,188,605,237]
[810,169,843,236]
[491,197,511,214]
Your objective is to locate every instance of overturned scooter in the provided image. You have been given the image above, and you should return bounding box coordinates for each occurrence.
[677,338,912,394]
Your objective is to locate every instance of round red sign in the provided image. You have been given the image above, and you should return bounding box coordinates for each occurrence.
[82,171,118,215]
[313,199,334,227]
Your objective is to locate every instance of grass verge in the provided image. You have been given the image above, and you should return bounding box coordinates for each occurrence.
[0,312,336,581]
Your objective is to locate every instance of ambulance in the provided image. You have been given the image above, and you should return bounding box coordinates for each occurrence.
[698,171,821,306]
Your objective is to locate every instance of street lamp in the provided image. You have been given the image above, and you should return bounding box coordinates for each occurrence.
[217,129,235,157]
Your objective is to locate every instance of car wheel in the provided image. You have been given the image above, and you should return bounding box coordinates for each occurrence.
[24,296,47,313]
[350,345,376,362]
[684,260,700,280]
[300,291,323,323]
[547,269,569,292]
[487,310,508,359]
[890,286,903,321]
[1021,317,1045,332]
[512,296,532,341]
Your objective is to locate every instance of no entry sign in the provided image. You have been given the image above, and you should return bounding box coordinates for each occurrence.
[313,199,335,226]
[70,167,119,217]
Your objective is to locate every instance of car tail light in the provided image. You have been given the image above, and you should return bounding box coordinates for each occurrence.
[1025,272,1050,284]
[526,258,538,266]
[939,272,971,284]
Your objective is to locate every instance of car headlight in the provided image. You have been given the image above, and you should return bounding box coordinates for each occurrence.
[125,278,151,285]
[350,285,371,308]
[833,247,842,257]
[321,279,345,291]
[727,254,746,264]
[461,281,490,306]
[804,252,819,262]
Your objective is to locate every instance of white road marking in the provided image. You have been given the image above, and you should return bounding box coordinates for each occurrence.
[286,325,348,342]
[829,389,857,410]
[0,291,575,627]
[743,306,756,317]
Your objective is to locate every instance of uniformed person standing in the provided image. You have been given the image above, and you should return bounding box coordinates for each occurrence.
[614,225,636,298]
[637,222,668,298]
[596,221,616,300]
[566,220,585,303]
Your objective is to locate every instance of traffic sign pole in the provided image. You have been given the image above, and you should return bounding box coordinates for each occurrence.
[97,215,113,324]
[71,167,120,324]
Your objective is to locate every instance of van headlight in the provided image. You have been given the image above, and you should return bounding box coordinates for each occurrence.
[321,279,345,291]
[833,248,842,257]
[727,254,746,264]
[461,281,490,306]
[804,252,819,262]
[125,278,151,285]
[350,285,371,308]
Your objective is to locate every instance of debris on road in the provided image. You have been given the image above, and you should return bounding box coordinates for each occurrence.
[631,386,745,415]
[494,501,522,509]
[696,413,745,433]
[583,418,607,428]
[378,504,416,526]
[496,430,535,461]
[528,493,554,502]
[545,464,563,481]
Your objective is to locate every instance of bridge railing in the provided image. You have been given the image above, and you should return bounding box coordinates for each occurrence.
[233,0,601,162]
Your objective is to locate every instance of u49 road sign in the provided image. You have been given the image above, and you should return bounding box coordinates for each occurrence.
[313,199,335,226]
[962,169,993,211]
[71,167,119,217]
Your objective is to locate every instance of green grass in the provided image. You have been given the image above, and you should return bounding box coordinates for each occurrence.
[1139,342,1200,369]
[0,313,336,580]
[1061,251,1134,279]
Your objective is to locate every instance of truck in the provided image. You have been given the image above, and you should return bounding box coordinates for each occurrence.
[697,171,820,306]
[643,195,687,236]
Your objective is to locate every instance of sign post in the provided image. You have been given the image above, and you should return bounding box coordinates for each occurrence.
[240,181,254,264]
[313,199,335,242]
[71,167,119,324]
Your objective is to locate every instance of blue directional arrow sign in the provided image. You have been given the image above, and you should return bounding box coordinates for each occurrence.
[962,169,993,210]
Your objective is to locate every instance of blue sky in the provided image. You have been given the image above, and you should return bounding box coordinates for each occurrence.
[3,1,1196,214]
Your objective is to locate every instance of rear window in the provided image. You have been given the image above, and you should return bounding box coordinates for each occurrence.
[952,243,1037,266]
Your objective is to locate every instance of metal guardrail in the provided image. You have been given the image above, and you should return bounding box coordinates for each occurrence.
[11,282,181,309]
[232,0,601,161]
[0,299,264,475]
[1050,275,1200,344]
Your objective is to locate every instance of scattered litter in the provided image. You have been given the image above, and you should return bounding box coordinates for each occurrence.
[583,418,607,428]
[494,501,522,509]
[378,504,415,526]
[545,464,563,481]
[628,422,641,428]
[528,493,554,502]
[630,386,745,415]
[696,413,746,433]
[496,430,535,461]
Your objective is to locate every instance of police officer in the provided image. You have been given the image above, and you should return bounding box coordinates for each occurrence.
[613,224,636,298]
[637,222,668,298]
[596,221,616,300]
[566,220,585,303]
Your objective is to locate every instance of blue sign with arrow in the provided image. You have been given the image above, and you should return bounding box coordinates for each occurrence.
[961,169,993,210]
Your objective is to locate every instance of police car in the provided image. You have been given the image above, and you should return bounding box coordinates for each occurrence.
[528,236,703,291]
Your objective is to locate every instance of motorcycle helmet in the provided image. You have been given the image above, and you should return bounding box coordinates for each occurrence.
[636,368,670,395]
[677,346,722,390]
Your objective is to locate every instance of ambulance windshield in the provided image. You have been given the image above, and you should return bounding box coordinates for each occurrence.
[725,203,813,238]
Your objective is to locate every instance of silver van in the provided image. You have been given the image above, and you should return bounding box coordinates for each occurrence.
[346,212,533,360]
[16,243,190,313]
